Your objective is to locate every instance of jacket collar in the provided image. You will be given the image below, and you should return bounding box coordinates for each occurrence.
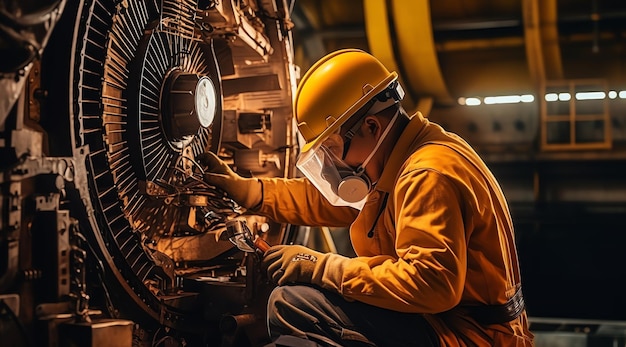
[376,112,426,193]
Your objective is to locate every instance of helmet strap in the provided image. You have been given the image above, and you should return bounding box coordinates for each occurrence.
[353,108,400,178]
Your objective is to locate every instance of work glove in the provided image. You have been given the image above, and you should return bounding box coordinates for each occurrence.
[197,151,262,209]
[262,245,326,286]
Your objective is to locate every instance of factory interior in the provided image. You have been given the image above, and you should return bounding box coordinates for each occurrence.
[1,0,626,346]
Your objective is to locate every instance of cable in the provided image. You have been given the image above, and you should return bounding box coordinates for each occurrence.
[182,155,205,174]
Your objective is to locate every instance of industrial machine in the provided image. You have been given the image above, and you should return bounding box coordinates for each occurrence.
[0,0,299,345]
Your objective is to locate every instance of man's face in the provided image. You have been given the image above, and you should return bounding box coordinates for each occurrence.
[322,115,375,165]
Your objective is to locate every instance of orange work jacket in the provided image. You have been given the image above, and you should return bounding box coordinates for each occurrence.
[258,112,534,346]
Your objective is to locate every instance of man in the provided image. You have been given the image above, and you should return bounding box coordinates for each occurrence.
[201,49,534,346]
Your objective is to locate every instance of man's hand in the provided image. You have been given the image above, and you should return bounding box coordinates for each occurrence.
[262,245,325,286]
[196,151,262,209]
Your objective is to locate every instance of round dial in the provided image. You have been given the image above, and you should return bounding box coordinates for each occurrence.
[195,76,217,128]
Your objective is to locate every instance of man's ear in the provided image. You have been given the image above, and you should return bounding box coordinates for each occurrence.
[363,115,382,138]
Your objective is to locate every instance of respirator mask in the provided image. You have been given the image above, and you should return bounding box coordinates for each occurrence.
[297,107,400,210]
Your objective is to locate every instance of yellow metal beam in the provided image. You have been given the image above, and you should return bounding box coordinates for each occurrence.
[364,0,417,113]
[539,0,563,80]
[523,0,546,88]
[524,0,562,86]
[391,0,453,106]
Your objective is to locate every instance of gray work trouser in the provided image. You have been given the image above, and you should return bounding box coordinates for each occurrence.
[266,284,441,347]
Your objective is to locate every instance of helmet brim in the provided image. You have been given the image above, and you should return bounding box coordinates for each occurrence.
[299,72,398,154]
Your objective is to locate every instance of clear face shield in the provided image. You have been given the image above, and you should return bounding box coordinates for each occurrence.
[297,138,371,209]
[296,80,405,210]
[296,106,400,210]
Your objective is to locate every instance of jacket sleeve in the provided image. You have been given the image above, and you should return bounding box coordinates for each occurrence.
[315,169,468,313]
[257,177,359,227]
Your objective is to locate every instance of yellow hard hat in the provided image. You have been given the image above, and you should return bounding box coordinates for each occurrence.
[294,49,398,154]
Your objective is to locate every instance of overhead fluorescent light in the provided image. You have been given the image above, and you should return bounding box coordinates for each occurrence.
[575,91,605,100]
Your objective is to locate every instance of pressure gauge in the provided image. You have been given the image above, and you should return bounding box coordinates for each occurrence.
[195,76,217,128]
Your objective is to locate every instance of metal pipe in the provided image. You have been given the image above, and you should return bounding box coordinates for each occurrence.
[219,313,258,333]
